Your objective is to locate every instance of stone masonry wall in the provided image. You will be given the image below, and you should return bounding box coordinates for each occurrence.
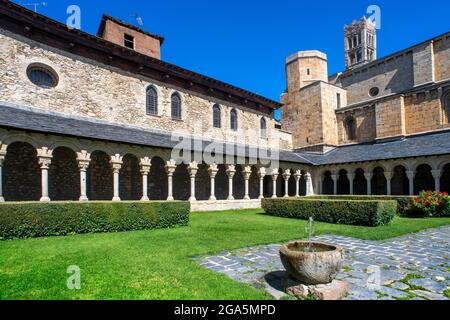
[375,96,406,139]
[434,35,450,82]
[336,106,376,144]
[0,28,282,149]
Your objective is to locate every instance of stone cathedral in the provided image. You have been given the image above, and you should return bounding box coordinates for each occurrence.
[0,1,449,210]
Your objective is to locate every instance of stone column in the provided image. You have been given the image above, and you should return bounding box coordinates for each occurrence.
[226,165,236,200]
[76,151,91,201]
[110,154,123,201]
[364,172,373,195]
[282,169,291,198]
[140,157,152,201]
[243,166,252,200]
[305,172,314,196]
[431,170,442,192]
[271,168,279,198]
[165,159,177,201]
[37,147,53,202]
[257,167,266,199]
[0,149,5,202]
[294,170,302,197]
[188,161,198,201]
[406,171,415,195]
[385,171,394,195]
[208,163,218,201]
[348,172,355,195]
[331,173,338,195]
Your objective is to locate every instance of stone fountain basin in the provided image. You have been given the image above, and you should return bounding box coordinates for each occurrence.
[279,241,344,285]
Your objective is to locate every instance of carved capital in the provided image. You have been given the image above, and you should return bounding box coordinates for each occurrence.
[243,166,252,180]
[226,164,236,179]
[37,147,53,159]
[188,161,199,177]
[271,168,279,181]
[258,167,266,179]
[140,157,152,175]
[406,171,415,180]
[208,163,219,178]
[165,159,177,176]
[294,170,302,181]
[384,171,394,180]
[282,169,291,181]
[38,157,52,169]
[431,170,442,179]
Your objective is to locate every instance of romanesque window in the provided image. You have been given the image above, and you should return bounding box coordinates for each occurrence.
[260,117,267,138]
[444,91,450,124]
[171,92,182,120]
[230,109,238,131]
[213,104,221,128]
[146,86,158,115]
[344,116,356,141]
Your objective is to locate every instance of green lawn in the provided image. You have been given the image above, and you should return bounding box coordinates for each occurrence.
[0,209,448,300]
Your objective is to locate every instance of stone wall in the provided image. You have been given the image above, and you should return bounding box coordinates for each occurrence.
[336,52,414,105]
[375,96,406,139]
[404,89,445,134]
[0,28,281,149]
[434,35,450,82]
[336,106,376,144]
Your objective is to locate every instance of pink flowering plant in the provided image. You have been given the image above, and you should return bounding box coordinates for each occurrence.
[399,191,450,217]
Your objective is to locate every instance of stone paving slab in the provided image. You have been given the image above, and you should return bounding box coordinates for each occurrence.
[194,226,450,300]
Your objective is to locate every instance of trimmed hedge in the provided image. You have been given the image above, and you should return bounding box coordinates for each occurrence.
[0,201,190,240]
[305,195,413,212]
[262,198,396,226]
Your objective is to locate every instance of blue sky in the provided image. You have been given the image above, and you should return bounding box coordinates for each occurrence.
[13,0,450,119]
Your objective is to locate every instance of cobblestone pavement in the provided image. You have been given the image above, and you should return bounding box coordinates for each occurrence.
[195,226,450,300]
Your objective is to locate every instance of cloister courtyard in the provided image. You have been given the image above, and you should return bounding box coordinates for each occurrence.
[0,209,449,300]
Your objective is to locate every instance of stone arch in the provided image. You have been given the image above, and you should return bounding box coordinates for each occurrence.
[391,165,409,195]
[322,171,334,195]
[371,167,387,195]
[87,150,113,200]
[441,163,450,193]
[148,156,167,200]
[3,141,40,201]
[195,163,210,201]
[353,168,367,195]
[119,153,142,200]
[299,170,307,196]
[287,169,296,197]
[337,169,350,195]
[414,164,434,194]
[48,146,79,201]
[173,163,189,200]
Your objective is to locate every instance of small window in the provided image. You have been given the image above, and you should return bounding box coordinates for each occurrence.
[344,116,357,141]
[369,87,380,97]
[306,68,311,76]
[27,64,58,89]
[146,86,158,115]
[124,33,134,49]
[171,92,182,120]
[213,104,221,128]
[336,93,341,109]
[260,117,267,138]
[230,109,238,131]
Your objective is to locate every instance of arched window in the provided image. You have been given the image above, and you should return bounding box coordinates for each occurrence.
[260,117,267,138]
[230,109,238,131]
[171,92,182,120]
[146,86,158,115]
[213,104,221,128]
[344,116,356,141]
[444,91,450,124]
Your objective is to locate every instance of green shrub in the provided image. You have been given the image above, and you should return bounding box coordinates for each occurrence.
[305,195,412,212]
[0,201,190,240]
[398,191,450,218]
[261,198,396,226]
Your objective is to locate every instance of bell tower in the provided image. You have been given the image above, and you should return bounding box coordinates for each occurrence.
[344,17,377,69]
